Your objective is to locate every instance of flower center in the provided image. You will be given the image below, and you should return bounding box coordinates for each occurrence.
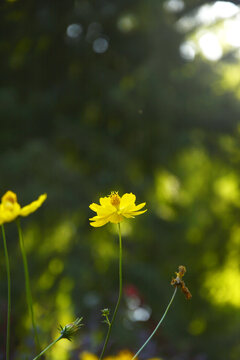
[110,191,121,208]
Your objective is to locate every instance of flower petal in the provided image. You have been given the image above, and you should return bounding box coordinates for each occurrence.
[121,213,135,218]
[89,215,101,221]
[132,202,146,211]
[89,203,102,212]
[121,202,146,216]
[128,209,147,216]
[99,197,112,206]
[89,211,116,223]
[120,193,136,208]
[20,194,47,217]
[90,218,110,227]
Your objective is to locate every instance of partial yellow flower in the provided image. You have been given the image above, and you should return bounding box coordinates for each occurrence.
[0,190,47,225]
[103,356,116,360]
[79,352,98,360]
[79,350,135,360]
[89,191,147,227]
[115,350,134,360]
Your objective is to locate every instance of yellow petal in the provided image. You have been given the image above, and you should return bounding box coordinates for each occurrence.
[128,209,147,216]
[89,203,102,212]
[89,215,100,221]
[91,198,116,215]
[121,203,146,217]
[98,207,116,217]
[132,202,146,211]
[121,213,135,218]
[20,194,47,217]
[89,211,115,222]
[89,215,111,221]
[99,197,112,206]
[120,193,136,207]
[90,218,110,227]
[119,199,143,215]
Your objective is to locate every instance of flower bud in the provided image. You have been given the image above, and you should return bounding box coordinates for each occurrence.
[59,317,83,341]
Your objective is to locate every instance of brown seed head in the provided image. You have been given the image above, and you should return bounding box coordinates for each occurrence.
[171,265,191,300]
[181,283,192,300]
[178,265,186,278]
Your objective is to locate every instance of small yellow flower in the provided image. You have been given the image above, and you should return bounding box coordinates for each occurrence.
[89,191,147,227]
[0,190,47,225]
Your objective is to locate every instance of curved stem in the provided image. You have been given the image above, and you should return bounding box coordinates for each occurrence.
[16,219,41,351]
[1,225,11,360]
[99,223,123,360]
[131,287,178,360]
[32,335,63,360]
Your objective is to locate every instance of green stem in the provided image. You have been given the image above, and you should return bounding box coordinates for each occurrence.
[131,287,178,360]
[16,218,41,351]
[99,223,123,360]
[32,335,63,360]
[1,224,11,360]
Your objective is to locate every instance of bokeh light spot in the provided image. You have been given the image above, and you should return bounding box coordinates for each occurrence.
[189,317,206,335]
[66,23,83,39]
[128,306,151,322]
[38,272,55,290]
[93,37,109,53]
[180,41,196,61]
[198,32,222,61]
[49,258,64,275]
[117,14,137,32]
[164,0,185,13]
[225,18,240,47]
[204,261,240,307]
[212,1,239,19]
[214,174,240,205]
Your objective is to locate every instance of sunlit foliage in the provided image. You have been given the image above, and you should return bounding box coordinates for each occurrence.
[1,1,240,359]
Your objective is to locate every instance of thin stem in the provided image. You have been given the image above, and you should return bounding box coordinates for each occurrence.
[131,287,178,360]
[32,335,63,360]
[99,223,123,360]
[16,218,41,351]
[1,225,11,360]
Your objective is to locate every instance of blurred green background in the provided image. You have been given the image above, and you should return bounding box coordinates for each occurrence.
[0,0,240,359]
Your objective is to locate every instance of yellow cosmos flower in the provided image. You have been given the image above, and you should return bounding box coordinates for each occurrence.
[89,192,147,227]
[0,190,47,225]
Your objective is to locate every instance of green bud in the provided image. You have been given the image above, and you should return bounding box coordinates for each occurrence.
[101,308,110,316]
[58,317,83,341]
